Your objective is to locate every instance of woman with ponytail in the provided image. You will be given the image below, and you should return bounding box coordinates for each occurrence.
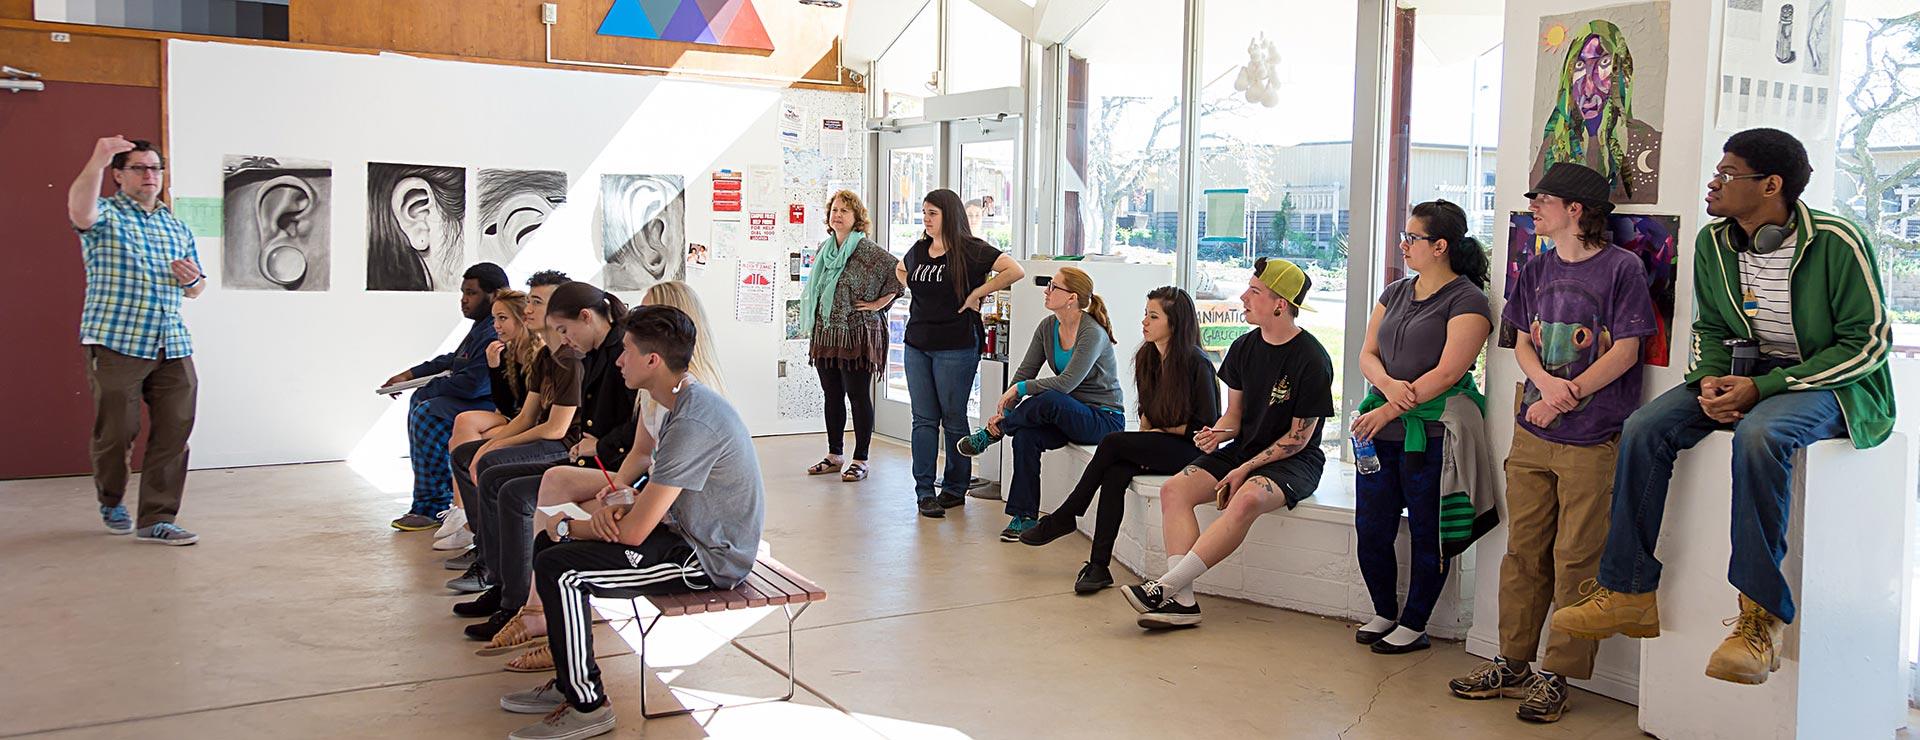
[1018,286,1219,594]
[955,266,1126,542]
[451,280,637,645]
[1349,199,1493,655]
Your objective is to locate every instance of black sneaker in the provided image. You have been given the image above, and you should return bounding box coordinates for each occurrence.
[1138,598,1202,630]
[1448,657,1533,699]
[1122,581,1169,614]
[445,561,493,593]
[454,585,503,618]
[465,609,514,641]
[1019,514,1077,546]
[1515,672,1570,723]
[917,497,945,519]
[934,491,967,509]
[1073,562,1114,594]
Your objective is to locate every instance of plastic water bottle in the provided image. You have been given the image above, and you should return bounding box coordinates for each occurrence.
[1350,411,1381,475]
[606,487,636,507]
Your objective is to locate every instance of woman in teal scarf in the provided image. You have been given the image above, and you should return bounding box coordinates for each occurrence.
[802,190,903,482]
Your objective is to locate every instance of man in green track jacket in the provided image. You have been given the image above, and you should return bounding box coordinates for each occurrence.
[1550,128,1895,686]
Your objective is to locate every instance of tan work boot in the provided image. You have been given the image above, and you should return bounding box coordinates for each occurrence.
[1548,579,1661,640]
[1705,595,1784,685]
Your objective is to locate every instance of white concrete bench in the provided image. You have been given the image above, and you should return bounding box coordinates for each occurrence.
[1035,442,1477,639]
[1637,432,1913,739]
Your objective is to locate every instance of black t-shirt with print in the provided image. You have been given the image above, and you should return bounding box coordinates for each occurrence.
[1217,327,1336,461]
[902,237,1003,351]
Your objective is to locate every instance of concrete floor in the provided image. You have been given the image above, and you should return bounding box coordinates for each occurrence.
[0,435,1653,739]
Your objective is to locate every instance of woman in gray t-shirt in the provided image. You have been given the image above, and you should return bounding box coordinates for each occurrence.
[1351,200,1493,654]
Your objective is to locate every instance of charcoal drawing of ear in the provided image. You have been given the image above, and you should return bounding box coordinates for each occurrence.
[222,155,332,291]
[367,162,467,291]
[477,169,567,266]
[600,174,686,292]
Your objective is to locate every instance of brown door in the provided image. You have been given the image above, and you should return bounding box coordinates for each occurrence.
[0,81,162,479]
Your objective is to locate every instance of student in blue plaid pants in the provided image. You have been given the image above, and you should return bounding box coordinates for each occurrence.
[384,263,510,531]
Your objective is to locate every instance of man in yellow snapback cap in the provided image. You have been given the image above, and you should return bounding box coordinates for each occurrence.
[1121,257,1335,629]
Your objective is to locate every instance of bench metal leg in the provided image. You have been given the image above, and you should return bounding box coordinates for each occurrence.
[634,601,810,720]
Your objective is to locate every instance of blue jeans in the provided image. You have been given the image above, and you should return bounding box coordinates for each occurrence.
[1597,383,1846,623]
[999,390,1125,519]
[905,343,980,500]
[1354,438,1448,632]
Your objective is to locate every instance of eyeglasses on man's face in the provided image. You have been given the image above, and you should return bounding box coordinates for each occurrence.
[118,165,166,174]
[1709,171,1769,186]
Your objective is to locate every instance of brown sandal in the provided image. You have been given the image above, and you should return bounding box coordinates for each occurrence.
[505,644,553,672]
[476,607,547,657]
[806,458,842,475]
[840,462,868,482]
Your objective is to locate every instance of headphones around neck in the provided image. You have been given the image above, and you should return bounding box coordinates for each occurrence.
[1728,218,1795,255]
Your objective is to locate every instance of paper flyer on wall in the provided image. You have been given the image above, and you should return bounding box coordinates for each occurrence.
[747,164,780,209]
[712,220,744,262]
[736,259,778,324]
[748,211,777,242]
[687,242,710,272]
[711,169,742,212]
[820,118,850,158]
[779,103,806,147]
[1716,0,1834,140]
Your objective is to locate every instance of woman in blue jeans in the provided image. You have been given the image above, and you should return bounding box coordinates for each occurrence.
[897,188,1025,520]
[1350,200,1493,654]
[957,266,1126,542]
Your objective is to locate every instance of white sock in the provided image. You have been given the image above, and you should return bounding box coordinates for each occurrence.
[1159,553,1207,606]
[1380,625,1424,646]
[1360,615,1395,633]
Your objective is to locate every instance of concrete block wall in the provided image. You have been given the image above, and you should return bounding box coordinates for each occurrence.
[1037,445,1476,640]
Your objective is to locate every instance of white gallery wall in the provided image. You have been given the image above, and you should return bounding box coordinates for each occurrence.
[1468,0,1850,703]
[167,40,851,469]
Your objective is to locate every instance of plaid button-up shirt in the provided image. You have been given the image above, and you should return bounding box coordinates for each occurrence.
[78,192,201,360]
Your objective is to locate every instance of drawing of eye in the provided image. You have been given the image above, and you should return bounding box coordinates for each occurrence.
[1572,326,1594,349]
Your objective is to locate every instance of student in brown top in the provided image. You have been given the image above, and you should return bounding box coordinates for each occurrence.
[435,283,549,552]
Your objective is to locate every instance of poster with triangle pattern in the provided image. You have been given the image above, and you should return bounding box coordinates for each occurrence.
[598,0,774,51]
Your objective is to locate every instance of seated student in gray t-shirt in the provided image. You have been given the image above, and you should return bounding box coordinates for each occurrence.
[512,305,764,735]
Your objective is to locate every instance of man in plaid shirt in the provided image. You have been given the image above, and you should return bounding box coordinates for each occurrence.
[67,136,205,546]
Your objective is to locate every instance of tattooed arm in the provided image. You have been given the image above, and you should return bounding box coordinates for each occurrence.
[1213,417,1321,508]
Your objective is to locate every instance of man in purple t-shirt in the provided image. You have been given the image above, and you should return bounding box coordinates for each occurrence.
[1447,163,1653,724]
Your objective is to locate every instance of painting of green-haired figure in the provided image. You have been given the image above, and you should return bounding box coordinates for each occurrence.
[1530,2,1671,206]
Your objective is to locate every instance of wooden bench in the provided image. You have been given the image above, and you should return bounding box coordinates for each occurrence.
[620,555,827,720]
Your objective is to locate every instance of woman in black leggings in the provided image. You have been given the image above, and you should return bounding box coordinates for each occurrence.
[801,189,902,482]
[1017,286,1218,593]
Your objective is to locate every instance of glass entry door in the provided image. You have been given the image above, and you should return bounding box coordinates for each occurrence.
[872,119,1024,444]
[875,126,940,442]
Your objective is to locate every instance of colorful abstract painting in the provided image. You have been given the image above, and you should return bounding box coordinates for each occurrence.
[598,0,773,51]
[1500,211,1679,367]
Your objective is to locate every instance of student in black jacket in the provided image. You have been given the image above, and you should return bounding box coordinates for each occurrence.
[452,282,636,643]
[1017,287,1219,593]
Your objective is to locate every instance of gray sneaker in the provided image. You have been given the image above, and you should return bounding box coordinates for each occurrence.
[500,680,569,714]
[444,547,479,570]
[134,522,198,545]
[445,562,492,593]
[509,704,615,740]
[100,505,133,535]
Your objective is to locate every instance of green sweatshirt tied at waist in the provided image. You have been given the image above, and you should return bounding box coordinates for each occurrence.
[1357,373,1486,453]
